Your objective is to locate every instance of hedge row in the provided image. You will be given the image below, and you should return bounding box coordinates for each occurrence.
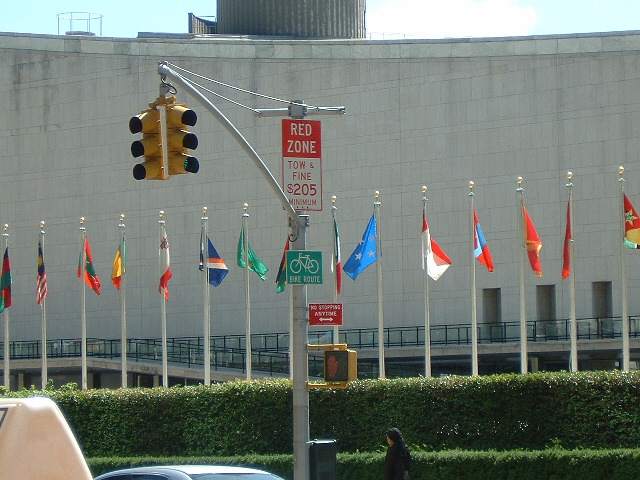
[88,449,640,480]
[5,371,640,457]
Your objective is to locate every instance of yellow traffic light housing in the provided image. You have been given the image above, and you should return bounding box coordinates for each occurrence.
[130,96,199,180]
[130,106,166,180]
[308,344,358,388]
[323,349,357,383]
[165,102,199,176]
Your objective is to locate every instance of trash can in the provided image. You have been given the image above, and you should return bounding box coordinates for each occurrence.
[308,439,337,480]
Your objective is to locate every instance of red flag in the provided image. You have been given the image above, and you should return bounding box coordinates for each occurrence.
[562,198,571,279]
[523,206,542,277]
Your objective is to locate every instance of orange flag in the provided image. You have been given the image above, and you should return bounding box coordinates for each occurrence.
[523,205,542,277]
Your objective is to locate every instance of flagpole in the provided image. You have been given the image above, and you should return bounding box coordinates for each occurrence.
[2,224,9,390]
[331,196,339,343]
[566,173,578,372]
[118,214,127,388]
[289,284,294,381]
[469,181,479,376]
[159,210,168,386]
[517,177,528,374]
[242,203,252,380]
[202,207,211,385]
[40,221,47,389]
[619,166,630,372]
[79,217,88,390]
[374,191,385,378]
[422,187,432,377]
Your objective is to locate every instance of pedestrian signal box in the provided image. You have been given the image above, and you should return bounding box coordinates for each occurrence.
[323,349,357,383]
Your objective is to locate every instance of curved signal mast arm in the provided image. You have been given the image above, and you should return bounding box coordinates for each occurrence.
[157,61,299,227]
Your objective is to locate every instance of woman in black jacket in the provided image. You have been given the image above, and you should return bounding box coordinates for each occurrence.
[384,428,411,480]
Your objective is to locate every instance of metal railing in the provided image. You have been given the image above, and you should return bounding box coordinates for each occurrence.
[2,316,638,377]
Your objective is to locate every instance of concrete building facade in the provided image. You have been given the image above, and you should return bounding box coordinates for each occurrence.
[2,29,640,383]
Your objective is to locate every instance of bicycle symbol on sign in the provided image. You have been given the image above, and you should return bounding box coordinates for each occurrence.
[289,254,320,274]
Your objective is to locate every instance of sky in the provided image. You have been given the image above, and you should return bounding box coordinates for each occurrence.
[1,0,640,39]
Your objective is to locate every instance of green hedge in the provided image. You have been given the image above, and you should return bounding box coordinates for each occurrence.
[5,371,640,457]
[87,449,640,480]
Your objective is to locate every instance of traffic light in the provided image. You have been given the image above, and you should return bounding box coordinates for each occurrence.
[323,349,357,382]
[165,102,199,176]
[130,106,165,180]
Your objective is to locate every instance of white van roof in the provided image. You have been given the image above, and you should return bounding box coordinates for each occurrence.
[0,396,92,480]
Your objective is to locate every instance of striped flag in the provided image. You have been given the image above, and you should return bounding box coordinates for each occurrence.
[37,242,48,305]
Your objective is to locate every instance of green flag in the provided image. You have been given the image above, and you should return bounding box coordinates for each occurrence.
[237,226,268,281]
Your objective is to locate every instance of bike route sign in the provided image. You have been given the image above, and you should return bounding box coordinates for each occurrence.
[286,250,322,285]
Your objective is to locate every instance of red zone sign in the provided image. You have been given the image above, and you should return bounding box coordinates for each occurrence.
[282,119,322,211]
[308,303,343,326]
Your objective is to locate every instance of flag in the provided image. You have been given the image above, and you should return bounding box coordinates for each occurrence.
[275,237,290,293]
[0,247,12,312]
[343,213,378,280]
[332,216,342,295]
[473,209,494,272]
[159,225,172,300]
[422,211,451,281]
[199,233,228,287]
[523,205,543,277]
[237,226,268,281]
[78,237,101,295]
[37,242,48,305]
[112,234,126,290]
[562,198,572,279]
[623,194,640,248]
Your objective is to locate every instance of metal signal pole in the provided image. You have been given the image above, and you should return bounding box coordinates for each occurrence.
[156,62,344,480]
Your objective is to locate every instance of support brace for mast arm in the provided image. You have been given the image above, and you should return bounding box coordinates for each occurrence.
[156,61,300,229]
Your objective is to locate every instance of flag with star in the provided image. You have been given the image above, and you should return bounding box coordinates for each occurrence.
[624,194,640,249]
[343,213,378,280]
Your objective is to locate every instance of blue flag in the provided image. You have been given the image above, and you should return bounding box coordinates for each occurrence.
[343,213,378,280]
[200,234,229,287]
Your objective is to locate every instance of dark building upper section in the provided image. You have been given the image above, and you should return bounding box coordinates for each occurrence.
[215,0,365,38]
